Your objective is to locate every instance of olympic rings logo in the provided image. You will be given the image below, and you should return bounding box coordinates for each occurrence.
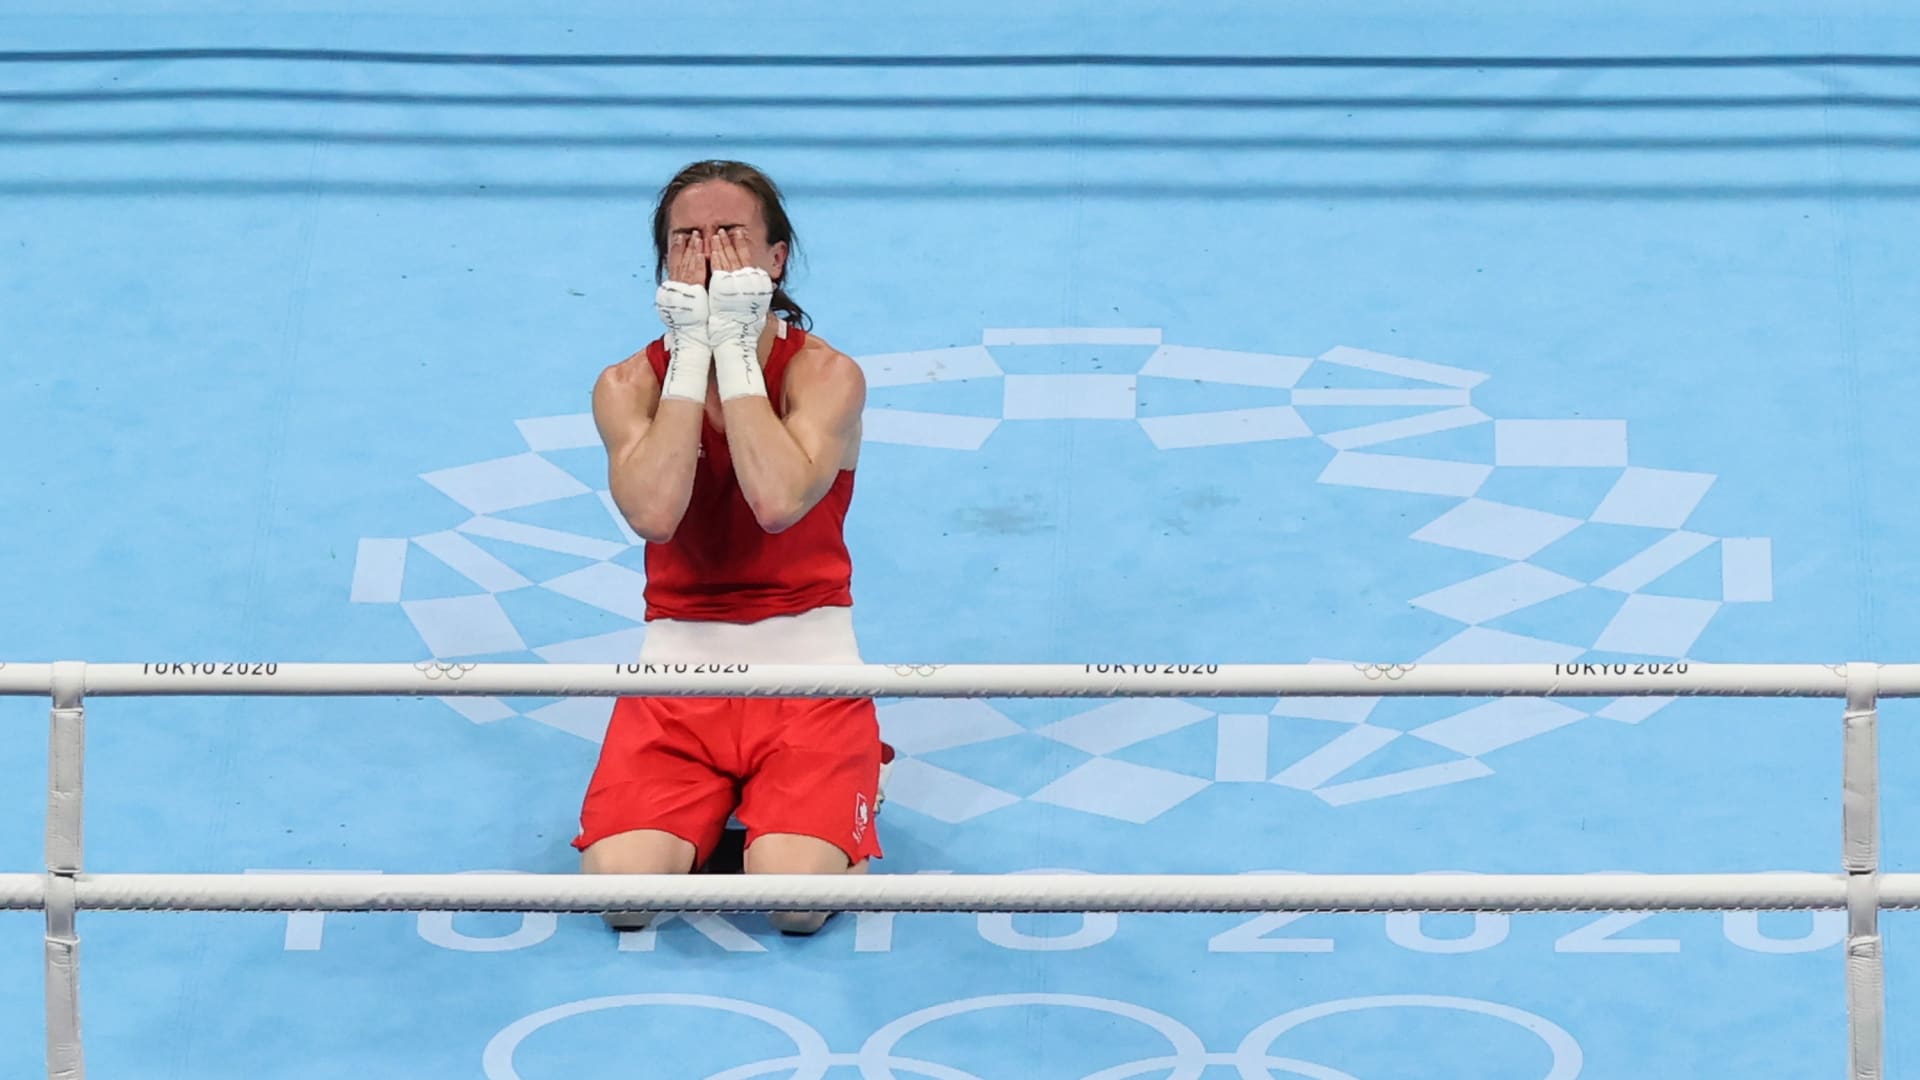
[1354,663,1416,681]
[889,665,945,677]
[482,992,1581,1080]
[414,661,478,681]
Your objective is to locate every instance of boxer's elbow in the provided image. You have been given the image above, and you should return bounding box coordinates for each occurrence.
[748,492,805,535]
[606,471,682,544]
[632,519,677,545]
[624,507,681,545]
[753,507,801,536]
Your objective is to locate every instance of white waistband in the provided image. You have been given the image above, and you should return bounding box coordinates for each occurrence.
[640,605,863,664]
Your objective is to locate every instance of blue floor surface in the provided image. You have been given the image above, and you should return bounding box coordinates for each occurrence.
[6,2,1920,1076]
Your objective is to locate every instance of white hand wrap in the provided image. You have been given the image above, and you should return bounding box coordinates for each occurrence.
[654,280,711,403]
[707,267,774,401]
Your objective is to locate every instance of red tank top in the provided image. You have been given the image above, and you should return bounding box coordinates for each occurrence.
[640,326,856,622]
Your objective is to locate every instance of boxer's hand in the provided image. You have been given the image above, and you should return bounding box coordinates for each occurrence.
[707,229,772,401]
[655,232,711,403]
[671,231,707,285]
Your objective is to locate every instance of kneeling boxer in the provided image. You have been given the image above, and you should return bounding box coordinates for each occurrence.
[573,160,884,935]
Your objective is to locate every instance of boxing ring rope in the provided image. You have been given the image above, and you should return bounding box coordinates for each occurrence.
[1,660,1903,1080]
[9,870,1919,913]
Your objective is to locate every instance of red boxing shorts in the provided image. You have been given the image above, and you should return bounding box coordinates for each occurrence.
[573,694,883,868]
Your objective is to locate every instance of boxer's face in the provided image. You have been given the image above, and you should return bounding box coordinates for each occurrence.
[666,180,788,286]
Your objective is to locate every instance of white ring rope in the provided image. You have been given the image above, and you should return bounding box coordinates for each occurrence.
[4,657,1898,1080]
[1,659,1919,698]
[5,871,1920,914]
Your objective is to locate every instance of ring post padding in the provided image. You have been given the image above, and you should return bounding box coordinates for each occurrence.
[1843,662,1881,1080]
[1847,909,1884,1080]
[1844,663,1881,879]
[45,661,85,1080]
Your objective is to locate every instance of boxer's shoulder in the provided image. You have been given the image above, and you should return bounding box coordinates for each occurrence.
[593,348,665,424]
[600,344,662,387]
[785,331,864,390]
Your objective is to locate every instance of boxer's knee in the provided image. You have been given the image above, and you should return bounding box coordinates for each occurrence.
[746,833,863,936]
[582,829,698,931]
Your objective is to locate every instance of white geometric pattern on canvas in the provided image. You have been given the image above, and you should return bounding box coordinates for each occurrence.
[352,329,1775,823]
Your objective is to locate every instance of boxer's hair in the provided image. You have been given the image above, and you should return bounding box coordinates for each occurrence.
[652,160,808,330]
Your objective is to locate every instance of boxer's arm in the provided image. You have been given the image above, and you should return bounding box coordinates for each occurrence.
[720,348,865,534]
[597,232,713,544]
[593,358,705,544]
